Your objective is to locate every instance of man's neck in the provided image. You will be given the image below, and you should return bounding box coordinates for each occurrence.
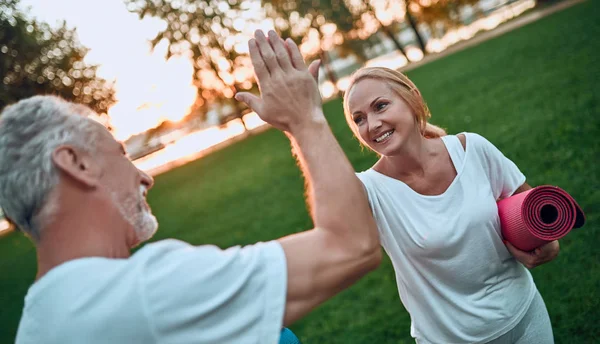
[35,218,132,281]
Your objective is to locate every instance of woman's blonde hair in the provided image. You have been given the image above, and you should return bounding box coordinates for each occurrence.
[342,67,446,139]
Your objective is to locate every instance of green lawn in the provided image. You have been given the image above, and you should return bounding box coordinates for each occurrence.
[1,1,599,342]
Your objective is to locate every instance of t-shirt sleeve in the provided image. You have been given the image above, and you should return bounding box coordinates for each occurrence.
[468,133,526,199]
[356,172,377,211]
[138,239,287,344]
[356,172,389,248]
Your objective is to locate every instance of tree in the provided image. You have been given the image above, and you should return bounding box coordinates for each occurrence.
[263,0,372,95]
[264,0,421,75]
[125,0,257,131]
[404,0,427,53]
[0,0,116,115]
[409,0,481,39]
[357,0,408,58]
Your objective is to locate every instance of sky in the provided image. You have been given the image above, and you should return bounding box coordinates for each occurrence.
[18,1,374,141]
[21,0,198,140]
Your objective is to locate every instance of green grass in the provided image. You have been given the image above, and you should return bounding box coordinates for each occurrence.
[1,1,599,342]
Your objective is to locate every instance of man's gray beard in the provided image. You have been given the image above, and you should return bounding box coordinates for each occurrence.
[112,190,158,244]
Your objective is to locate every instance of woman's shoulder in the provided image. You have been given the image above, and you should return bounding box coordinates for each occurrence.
[457,132,508,164]
[454,131,484,142]
[356,163,389,192]
[454,132,491,151]
[356,158,385,176]
[355,168,376,183]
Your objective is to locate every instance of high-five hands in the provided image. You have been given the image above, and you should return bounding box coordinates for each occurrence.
[235,30,323,133]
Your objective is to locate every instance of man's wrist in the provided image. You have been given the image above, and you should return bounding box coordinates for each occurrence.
[287,110,328,136]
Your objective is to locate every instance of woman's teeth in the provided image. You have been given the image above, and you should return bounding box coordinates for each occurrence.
[374,130,394,143]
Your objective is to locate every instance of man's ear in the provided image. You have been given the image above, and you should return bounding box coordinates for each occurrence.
[52,145,100,188]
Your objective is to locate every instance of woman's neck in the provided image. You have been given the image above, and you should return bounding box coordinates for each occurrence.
[375,135,437,178]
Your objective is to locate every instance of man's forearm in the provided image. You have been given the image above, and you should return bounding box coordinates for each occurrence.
[287,119,378,248]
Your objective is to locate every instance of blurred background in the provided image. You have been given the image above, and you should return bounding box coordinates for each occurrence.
[1,0,542,172]
[1,0,598,342]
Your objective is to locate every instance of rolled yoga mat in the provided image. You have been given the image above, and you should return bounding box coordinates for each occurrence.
[498,185,585,251]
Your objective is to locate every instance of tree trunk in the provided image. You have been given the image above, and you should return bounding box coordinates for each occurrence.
[232,85,249,133]
[319,50,341,97]
[406,3,427,54]
[236,106,249,133]
[381,25,407,58]
[320,50,338,85]
[361,0,407,58]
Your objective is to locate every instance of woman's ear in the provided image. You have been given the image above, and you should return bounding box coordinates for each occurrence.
[52,145,100,188]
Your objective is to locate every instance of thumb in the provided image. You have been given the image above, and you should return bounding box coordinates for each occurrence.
[235,92,262,112]
[308,59,321,81]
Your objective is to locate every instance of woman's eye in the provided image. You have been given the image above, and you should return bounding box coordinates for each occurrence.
[375,102,388,111]
[353,116,364,124]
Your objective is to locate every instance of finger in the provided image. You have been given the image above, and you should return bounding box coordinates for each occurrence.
[254,30,280,74]
[539,240,559,252]
[235,92,262,113]
[285,38,307,71]
[308,59,321,81]
[504,241,529,259]
[248,39,269,81]
[268,30,293,71]
[504,241,516,255]
[504,242,537,268]
[534,243,551,259]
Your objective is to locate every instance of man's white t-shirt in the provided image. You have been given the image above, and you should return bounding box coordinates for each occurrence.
[357,133,536,344]
[15,239,287,344]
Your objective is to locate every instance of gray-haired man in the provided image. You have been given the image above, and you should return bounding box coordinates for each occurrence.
[2,30,380,344]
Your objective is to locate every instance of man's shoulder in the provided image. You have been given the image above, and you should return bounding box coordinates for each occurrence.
[133,239,229,264]
[137,239,282,258]
[134,239,285,274]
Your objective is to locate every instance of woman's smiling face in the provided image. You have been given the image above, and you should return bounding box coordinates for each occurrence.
[346,78,420,156]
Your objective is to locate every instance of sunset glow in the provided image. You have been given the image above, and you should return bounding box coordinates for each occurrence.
[134,112,268,176]
[19,0,536,144]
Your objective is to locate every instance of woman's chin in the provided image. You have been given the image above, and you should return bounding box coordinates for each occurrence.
[372,136,402,156]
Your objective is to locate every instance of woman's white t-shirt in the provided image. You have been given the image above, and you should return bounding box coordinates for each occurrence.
[357,132,535,344]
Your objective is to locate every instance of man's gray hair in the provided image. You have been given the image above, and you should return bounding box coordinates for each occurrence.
[0,95,101,240]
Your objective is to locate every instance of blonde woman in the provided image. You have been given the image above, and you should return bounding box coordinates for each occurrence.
[343,67,559,343]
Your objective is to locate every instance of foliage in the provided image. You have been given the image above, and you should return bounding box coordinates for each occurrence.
[0,0,115,115]
[125,0,256,116]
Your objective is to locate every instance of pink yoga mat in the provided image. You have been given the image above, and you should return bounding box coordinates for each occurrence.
[498,185,585,251]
